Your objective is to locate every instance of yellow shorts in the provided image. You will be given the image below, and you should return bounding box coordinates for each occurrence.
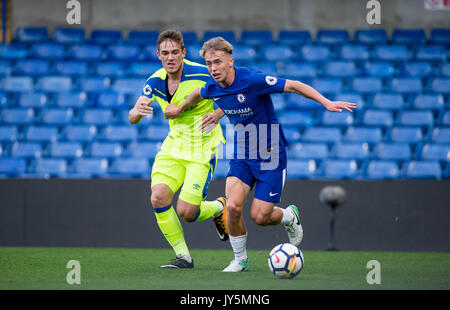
[151,149,218,206]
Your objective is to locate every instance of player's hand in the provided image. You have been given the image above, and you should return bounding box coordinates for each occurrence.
[324,101,357,113]
[164,104,182,119]
[131,97,154,116]
[200,109,224,133]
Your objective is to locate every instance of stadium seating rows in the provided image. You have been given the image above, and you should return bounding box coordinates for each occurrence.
[0,26,449,179]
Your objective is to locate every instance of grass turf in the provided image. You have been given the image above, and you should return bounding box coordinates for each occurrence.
[0,247,449,290]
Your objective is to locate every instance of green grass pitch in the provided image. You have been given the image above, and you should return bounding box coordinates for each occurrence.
[0,247,449,290]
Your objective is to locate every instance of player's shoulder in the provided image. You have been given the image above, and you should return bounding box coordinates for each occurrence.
[146,67,166,84]
[183,59,209,74]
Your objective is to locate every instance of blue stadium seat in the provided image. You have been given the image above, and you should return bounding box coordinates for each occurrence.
[79,77,111,93]
[373,142,411,162]
[286,159,317,179]
[80,109,114,125]
[413,94,444,111]
[334,93,365,109]
[10,142,43,159]
[286,94,323,111]
[30,43,65,59]
[278,110,314,127]
[0,44,28,60]
[277,30,311,45]
[36,76,72,92]
[53,61,88,76]
[203,31,236,44]
[73,158,109,177]
[0,60,11,76]
[324,61,357,77]
[1,76,34,92]
[300,45,330,62]
[96,91,126,109]
[101,125,138,142]
[402,160,442,179]
[371,93,404,110]
[430,29,450,45]
[40,108,74,126]
[259,45,293,62]
[112,78,143,95]
[185,45,204,63]
[288,142,328,161]
[0,158,27,175]
[439,111,450,126]
[251,62,278,76]
[15,26,48,43]
[420,143,450,162]
[279,62,317,79]
[430,78,450,94]
[25,126,58,142]
[63,125,97,142]
[140,45,159,62]
[388,126,423,145]
[126,141,161,159]
[127,30,159,45]
[401,62,433,77]
[94,62,125,77]
[105,44,141,61]
[311,78,343,94]
[140,125,170,141]
[55,92,87,108]
[68,44,104,61]
[240,30,273,45]
[362,61,395,77]
[282,126,301,144]
[0,126,18,143]
[389,78,422,94]
[323,159,359,179]
[415,45,446,62]
[316,30,349,45]
[90,30,123,45]
[362,109,394,127]
[109,158,150,177]
[13,59,50,76]
[302,127,342,144]
[331,142,370,161]
[88,141,123,158]
[52,27,85,44]
[1,108,34,125]
[230,44,257,64]
[321,110,354,127]
[441,63,450,77]
[392,29,426,44]
[181,31,198,45]
[34,158,68,177]
[351,77,382,94]
[343,127,383,144]
[397,110,434,128]
[18,92,48,108]
[127,62,161,77]
[339,44,370,61]
[49,142,83,158]
[365,160,399,179]
[430,127,450,144]
[372,45,409,62]
[354,29,387,44]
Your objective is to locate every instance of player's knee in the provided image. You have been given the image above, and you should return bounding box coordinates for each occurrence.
[150,192,171,209]
[251,213,270,226]
[176,206,197,222]
[227,200,243,218]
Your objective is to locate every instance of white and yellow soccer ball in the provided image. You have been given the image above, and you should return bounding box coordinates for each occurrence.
[268,243,304,279]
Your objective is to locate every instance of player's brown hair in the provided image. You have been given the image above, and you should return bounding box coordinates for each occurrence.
[157,29,185,51]
[199,37,233,57]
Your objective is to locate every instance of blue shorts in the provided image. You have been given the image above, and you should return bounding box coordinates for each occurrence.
[226,150,287,203]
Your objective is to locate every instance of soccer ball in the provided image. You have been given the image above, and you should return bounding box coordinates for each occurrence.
[268,243,304,279]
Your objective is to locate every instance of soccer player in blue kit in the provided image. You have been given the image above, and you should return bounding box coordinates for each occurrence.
[164,37,356,272]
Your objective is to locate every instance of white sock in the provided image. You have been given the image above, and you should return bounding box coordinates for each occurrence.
[229,234,248,261]
[280,207,294,226]
[179,253,192,263]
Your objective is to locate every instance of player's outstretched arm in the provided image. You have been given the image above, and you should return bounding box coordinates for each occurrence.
[129,96,154,124]
[164,87,203,119]
[284,80,356,112]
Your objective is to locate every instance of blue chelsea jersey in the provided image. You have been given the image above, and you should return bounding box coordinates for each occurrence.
[201,67,289,160]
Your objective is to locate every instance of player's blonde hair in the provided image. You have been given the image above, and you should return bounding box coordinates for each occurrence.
[199,37,233,57]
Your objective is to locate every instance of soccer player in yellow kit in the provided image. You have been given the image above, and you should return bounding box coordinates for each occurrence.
[129,30,226,268]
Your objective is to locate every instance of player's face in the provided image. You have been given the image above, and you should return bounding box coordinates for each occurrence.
[204,50,234,85]
[157,40,186,74]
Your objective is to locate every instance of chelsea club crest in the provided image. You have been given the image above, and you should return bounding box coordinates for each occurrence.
[237,93,246,103]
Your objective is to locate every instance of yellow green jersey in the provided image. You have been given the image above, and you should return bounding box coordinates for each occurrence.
[141,59,224,163]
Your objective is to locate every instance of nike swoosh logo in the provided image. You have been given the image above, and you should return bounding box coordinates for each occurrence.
[293,208,300,225]
[213,97,220,101]
[274,253,280,263]
[269,192,278,197]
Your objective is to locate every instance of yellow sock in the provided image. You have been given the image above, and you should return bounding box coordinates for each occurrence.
[194,200,223,222]
[154,205,190,257]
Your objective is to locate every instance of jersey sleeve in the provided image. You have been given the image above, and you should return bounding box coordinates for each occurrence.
[200,81,212,99]
[140,77,158,99]
[249,72,286,96]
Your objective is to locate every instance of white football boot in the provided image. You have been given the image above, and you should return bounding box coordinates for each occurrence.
[284,205,303,246]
